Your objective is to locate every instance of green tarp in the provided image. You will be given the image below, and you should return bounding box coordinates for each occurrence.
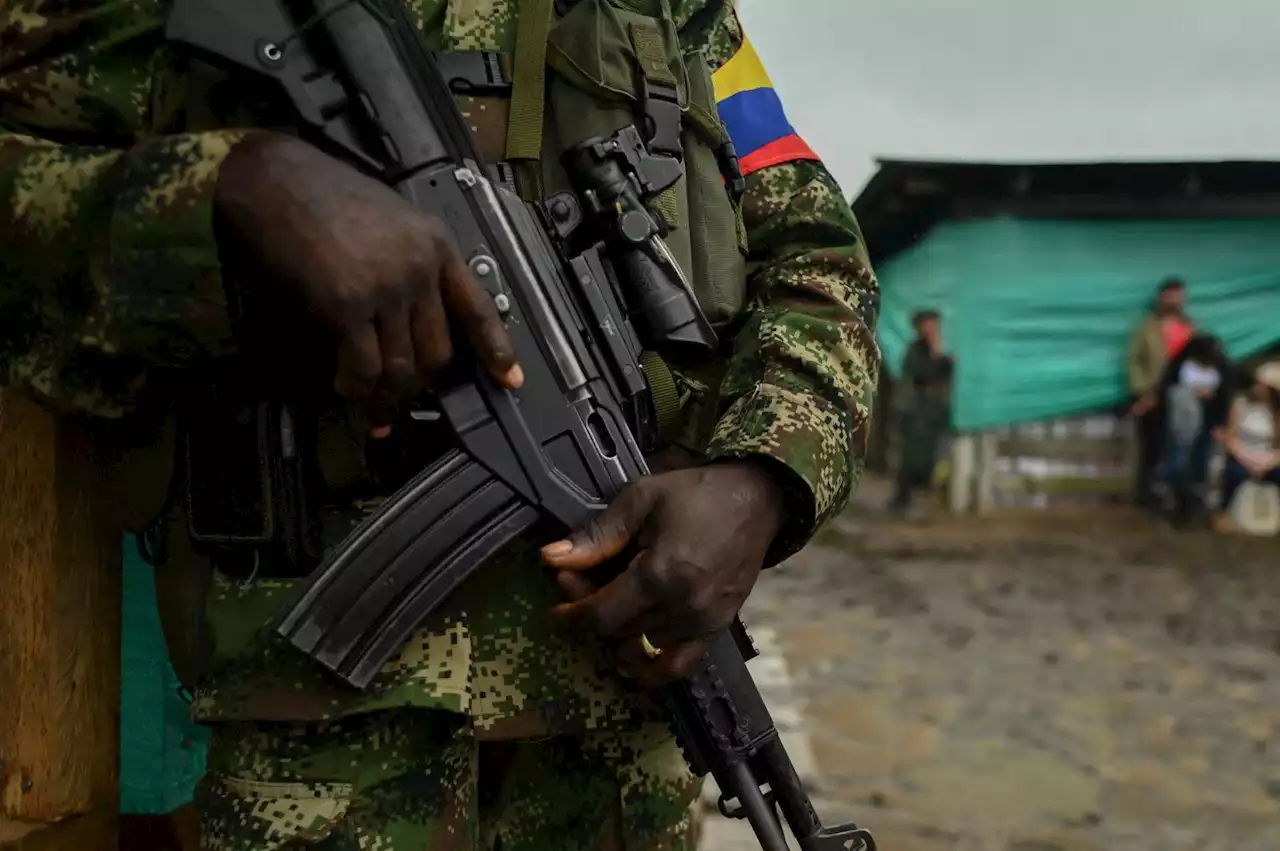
[877,216,1280,431]
[120,540,207,814]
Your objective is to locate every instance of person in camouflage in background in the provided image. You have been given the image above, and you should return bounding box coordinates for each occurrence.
[0,0,880,848]
[889,309,953,514]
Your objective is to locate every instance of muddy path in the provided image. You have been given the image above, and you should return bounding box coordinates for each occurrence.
[739,479,1280,851]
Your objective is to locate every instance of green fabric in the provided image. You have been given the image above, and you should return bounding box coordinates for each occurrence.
[628,20,676,86]
[505,0,554,197]
[639,349,681,440]
[877,216,1280,431]
[681,127,744,320]
[680,56,746,320]
[120,537,208,814]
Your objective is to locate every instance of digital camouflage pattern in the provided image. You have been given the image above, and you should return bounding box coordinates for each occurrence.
[196,708,696,850]
[194,531,673,735]
[1,0,878,847]
[699,4,880,557]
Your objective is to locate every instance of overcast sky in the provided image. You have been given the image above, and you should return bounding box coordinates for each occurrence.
[740,0,1280,198]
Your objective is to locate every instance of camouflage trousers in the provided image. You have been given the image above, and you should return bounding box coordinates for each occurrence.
[196,707,702,850]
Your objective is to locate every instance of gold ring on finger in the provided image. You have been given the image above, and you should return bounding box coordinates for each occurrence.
[640,634,663,659]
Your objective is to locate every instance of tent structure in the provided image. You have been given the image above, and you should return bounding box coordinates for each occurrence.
[854,159,1280,468]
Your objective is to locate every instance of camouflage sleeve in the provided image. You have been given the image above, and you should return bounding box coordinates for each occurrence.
[682,5,882,559]
[0,0,253,418]
[0,128,252,418]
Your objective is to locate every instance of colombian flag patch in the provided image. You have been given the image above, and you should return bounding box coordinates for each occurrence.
[711,37,820,177]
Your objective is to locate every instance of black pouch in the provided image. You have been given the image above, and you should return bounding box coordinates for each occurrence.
[183,393,322,576]
[268,403,324,569]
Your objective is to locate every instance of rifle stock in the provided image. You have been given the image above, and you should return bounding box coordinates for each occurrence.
[164,1,874,848]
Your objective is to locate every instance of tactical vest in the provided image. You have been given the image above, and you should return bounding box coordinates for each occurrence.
[441,0,750,448]
[181,0,748,448]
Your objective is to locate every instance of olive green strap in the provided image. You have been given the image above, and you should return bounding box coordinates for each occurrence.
[628,20,676,87]
[640,350,682,442]
[685,101,727,147]
[505,0,555,198]
[627,18,682,229]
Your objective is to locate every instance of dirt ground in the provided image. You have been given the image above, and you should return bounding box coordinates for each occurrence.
[725,476,1280,851]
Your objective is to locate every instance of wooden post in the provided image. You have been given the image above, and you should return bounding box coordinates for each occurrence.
[948,433,977,514]
[0,810,117,850]
[0,391,122,850]
[974,431,1001,516]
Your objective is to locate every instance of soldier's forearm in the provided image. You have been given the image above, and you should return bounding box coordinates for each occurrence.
[0,128,253,417]
[708,160,880,557]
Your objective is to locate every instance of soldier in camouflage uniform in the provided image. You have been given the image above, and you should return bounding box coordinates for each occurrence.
[889,310,952,513]
[0,0,880,848]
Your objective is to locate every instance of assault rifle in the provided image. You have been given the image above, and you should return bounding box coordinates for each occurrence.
[165,2,874,849]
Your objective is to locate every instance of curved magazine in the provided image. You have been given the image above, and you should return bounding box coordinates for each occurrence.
[275,448,539,688]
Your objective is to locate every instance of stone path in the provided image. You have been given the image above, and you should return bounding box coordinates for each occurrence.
[698,477,1280,851]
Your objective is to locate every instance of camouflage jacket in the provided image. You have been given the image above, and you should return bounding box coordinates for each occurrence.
[0,0,880,734]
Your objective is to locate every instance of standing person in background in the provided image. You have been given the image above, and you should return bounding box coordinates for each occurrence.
[1128,277,1195,510]
[1213,362,1280,532]
[889,310,954,514]
[1159,333,1233,527]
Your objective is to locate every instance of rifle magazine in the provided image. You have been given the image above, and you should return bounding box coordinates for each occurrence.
[275,448,538,689]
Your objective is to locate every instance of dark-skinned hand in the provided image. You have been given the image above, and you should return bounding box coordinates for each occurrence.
[542,460,786,687]
[215,132,522,433]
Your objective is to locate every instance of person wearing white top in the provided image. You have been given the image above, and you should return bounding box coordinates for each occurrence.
[1166,360,1221,449]
[1213,362,1280,531]
[1161,334,1232,526]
